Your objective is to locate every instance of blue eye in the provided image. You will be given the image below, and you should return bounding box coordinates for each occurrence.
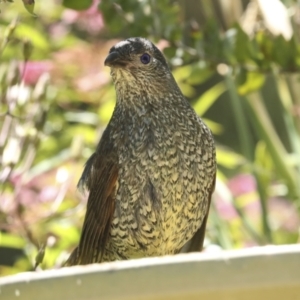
[140,53,151,64]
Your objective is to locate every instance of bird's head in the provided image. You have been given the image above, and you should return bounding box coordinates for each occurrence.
[104,37,177,96]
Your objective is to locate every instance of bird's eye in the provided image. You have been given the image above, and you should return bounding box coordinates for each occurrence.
[140,53,151,64]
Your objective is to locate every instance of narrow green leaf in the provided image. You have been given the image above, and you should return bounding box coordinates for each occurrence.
[216,147,244,169]
[246,92,300,201]
[193,82,226,116]
[202,118,223,135]
[254,141,273,243]
[225,73,253,161]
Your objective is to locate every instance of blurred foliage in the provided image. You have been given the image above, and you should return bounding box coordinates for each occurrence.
[0,0,300,276]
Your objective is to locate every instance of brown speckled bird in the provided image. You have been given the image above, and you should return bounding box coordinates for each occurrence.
[66,37,216,265]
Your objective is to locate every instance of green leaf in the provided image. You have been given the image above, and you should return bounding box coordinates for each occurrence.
[177,82,195,98]
[246,92,300,200]
[202,118,223,135]
[272,36,299,70]
[15,24,49,50]
[0,232,26,248]
[229,24,261,65]
[203,19,224,62]
[234,25,251,63]
[62,0,93,11]
[163,46,176,59]
[255,31,274,69]
[193,82,226,116]
[235,67,247,86]
[99,99,115,124]
[216,147,244,169]
[237,71,265,95]
[22,0,36,16]
[186,62,213,85]
[172,65,192,82]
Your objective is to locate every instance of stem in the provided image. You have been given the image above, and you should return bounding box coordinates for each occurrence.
[224,71,253,161]
[246,92,300,206]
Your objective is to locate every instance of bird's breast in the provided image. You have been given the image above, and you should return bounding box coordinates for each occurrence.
[109,109,213,256]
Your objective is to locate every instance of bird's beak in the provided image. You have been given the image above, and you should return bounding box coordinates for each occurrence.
[104,51,122,67]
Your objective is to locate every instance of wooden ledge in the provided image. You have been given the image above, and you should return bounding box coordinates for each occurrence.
[1,244,300,300]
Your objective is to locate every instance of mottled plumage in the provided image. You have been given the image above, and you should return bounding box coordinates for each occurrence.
[66,37,216,265]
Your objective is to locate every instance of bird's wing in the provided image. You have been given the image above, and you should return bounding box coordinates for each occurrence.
[66,127,118,265]
[185,173,216,252]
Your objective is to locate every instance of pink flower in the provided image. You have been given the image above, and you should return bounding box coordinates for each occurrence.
[62,0,104,35]
[215,194,238,220]
[20,61,53,85]
[227,174,256,197]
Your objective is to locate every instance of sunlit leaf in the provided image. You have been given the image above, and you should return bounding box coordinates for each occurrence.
[193,82,226,116]
[177,82,195,97]
[216,147,245,169]
[202,118,223,135]
[237,71,265,95]
[0,232,26,248]
[173,65,192,82]
[98,99,115,124]
[15,24,48,50]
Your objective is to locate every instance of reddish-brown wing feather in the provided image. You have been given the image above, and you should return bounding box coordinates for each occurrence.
[66,127,118,265]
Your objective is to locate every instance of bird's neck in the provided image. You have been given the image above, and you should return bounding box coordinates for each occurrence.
[116,89,180,113]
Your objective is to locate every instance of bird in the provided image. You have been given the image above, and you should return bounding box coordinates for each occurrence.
[66,37,216,265]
